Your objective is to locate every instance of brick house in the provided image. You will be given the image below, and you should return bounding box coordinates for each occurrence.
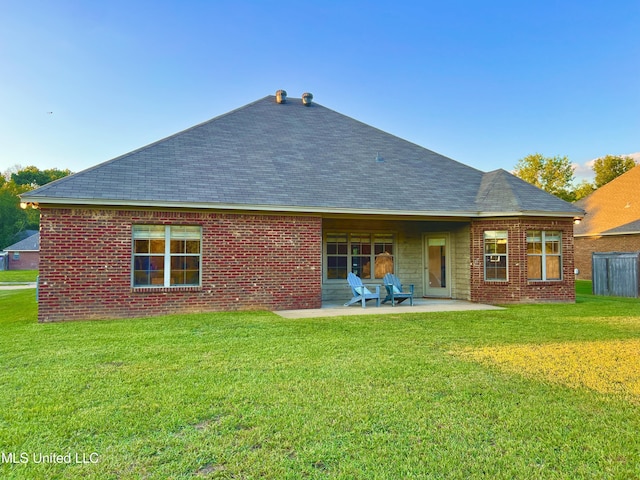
[574,164,640,279]
[2,232,40,271]
[22,92,584,322]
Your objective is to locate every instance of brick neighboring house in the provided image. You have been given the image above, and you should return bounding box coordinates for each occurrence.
[574,164,640,279]
[22,92,584,322]
[2,232,40,271]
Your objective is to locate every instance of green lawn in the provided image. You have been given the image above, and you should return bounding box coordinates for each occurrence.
[1,282,639,479]
[0,270,38,283]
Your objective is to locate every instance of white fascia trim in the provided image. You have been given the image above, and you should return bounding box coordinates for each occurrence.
[21,197,582,219]
[476,210,582,219]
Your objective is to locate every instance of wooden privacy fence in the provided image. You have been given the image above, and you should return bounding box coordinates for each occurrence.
[592,252,640,298]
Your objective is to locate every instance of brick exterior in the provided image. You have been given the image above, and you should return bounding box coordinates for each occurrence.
[37,208,578,321]
[38,208,322,322]
[6,251,39,270]
[574,234,640,280]
[470,218,576,303]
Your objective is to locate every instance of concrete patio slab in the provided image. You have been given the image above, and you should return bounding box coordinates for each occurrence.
[275,299,504,319]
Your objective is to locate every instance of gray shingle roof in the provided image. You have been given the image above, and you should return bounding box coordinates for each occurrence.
[3,233,39,252]
[23,95,582,217]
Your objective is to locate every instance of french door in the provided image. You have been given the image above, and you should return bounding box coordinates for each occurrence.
[423,234,451,297]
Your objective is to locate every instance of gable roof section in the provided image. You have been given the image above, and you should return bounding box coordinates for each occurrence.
[475,169,577,214]
[3,233,39,252]
[575,164,640,236]
[23,95,582,218]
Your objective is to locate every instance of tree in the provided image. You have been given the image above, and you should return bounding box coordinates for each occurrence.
[0,181,38,248]
[11,166,72,187]
[2,164,22,181]
[513,153,575,202]
[573,179,596,201]
[0,166,72,248]
[592,155,637,188]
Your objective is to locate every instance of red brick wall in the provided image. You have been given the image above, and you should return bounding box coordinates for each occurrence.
[470,218,576,303]
[575,234,640,280]
[38,208,322,322]
[7,251,39,270]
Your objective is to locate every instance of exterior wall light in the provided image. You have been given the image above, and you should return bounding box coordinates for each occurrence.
[20,202,39,210]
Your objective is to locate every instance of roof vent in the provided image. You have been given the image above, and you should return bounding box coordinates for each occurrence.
[302,92,313,106]
[276,89,287,104]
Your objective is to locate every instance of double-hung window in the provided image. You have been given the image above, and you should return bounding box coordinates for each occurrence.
[326,232,394,280]
[527,231,562,280]
[132,225,202,287]
[484,230,508,281]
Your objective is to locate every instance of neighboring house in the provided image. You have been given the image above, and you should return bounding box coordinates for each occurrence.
[22,92,584,322]
[574,164,640,279]
[2,232,40,271]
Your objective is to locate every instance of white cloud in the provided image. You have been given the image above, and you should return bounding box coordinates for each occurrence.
[573,152,639,183]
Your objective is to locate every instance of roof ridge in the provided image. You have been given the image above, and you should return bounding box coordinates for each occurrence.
[574,164,640,235]
[475,169,519,208]
[20,94,583,217]
[586,163,640,199]
[317,101,485,174]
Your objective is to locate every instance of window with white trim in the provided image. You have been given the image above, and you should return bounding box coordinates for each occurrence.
[326,232,394,280]
[484,230,508,281]
[132,225,202,287]
[527,230,562,280]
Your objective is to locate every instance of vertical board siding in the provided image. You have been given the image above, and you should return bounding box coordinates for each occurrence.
[451,225,471,300]
[320,219,471,303]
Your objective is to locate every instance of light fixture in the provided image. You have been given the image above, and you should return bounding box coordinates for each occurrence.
[19,202,39,210]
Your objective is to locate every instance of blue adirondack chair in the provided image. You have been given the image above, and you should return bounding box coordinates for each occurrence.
[344,272,380,308]
[382,273,414,306]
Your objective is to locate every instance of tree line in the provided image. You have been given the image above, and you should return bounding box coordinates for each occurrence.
[513,153,637,202]
[0,166,72,248]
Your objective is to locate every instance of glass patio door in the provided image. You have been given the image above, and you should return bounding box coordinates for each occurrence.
[424,234,450,297]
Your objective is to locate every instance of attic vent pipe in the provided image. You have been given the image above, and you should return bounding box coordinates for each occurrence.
[276,89,287,104]
[302,92,313,106]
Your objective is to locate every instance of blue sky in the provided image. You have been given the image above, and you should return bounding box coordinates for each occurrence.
[1,0,638,182]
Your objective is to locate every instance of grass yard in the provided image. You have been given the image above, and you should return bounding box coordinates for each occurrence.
[1,282,640,479]
[0,270,38,283]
